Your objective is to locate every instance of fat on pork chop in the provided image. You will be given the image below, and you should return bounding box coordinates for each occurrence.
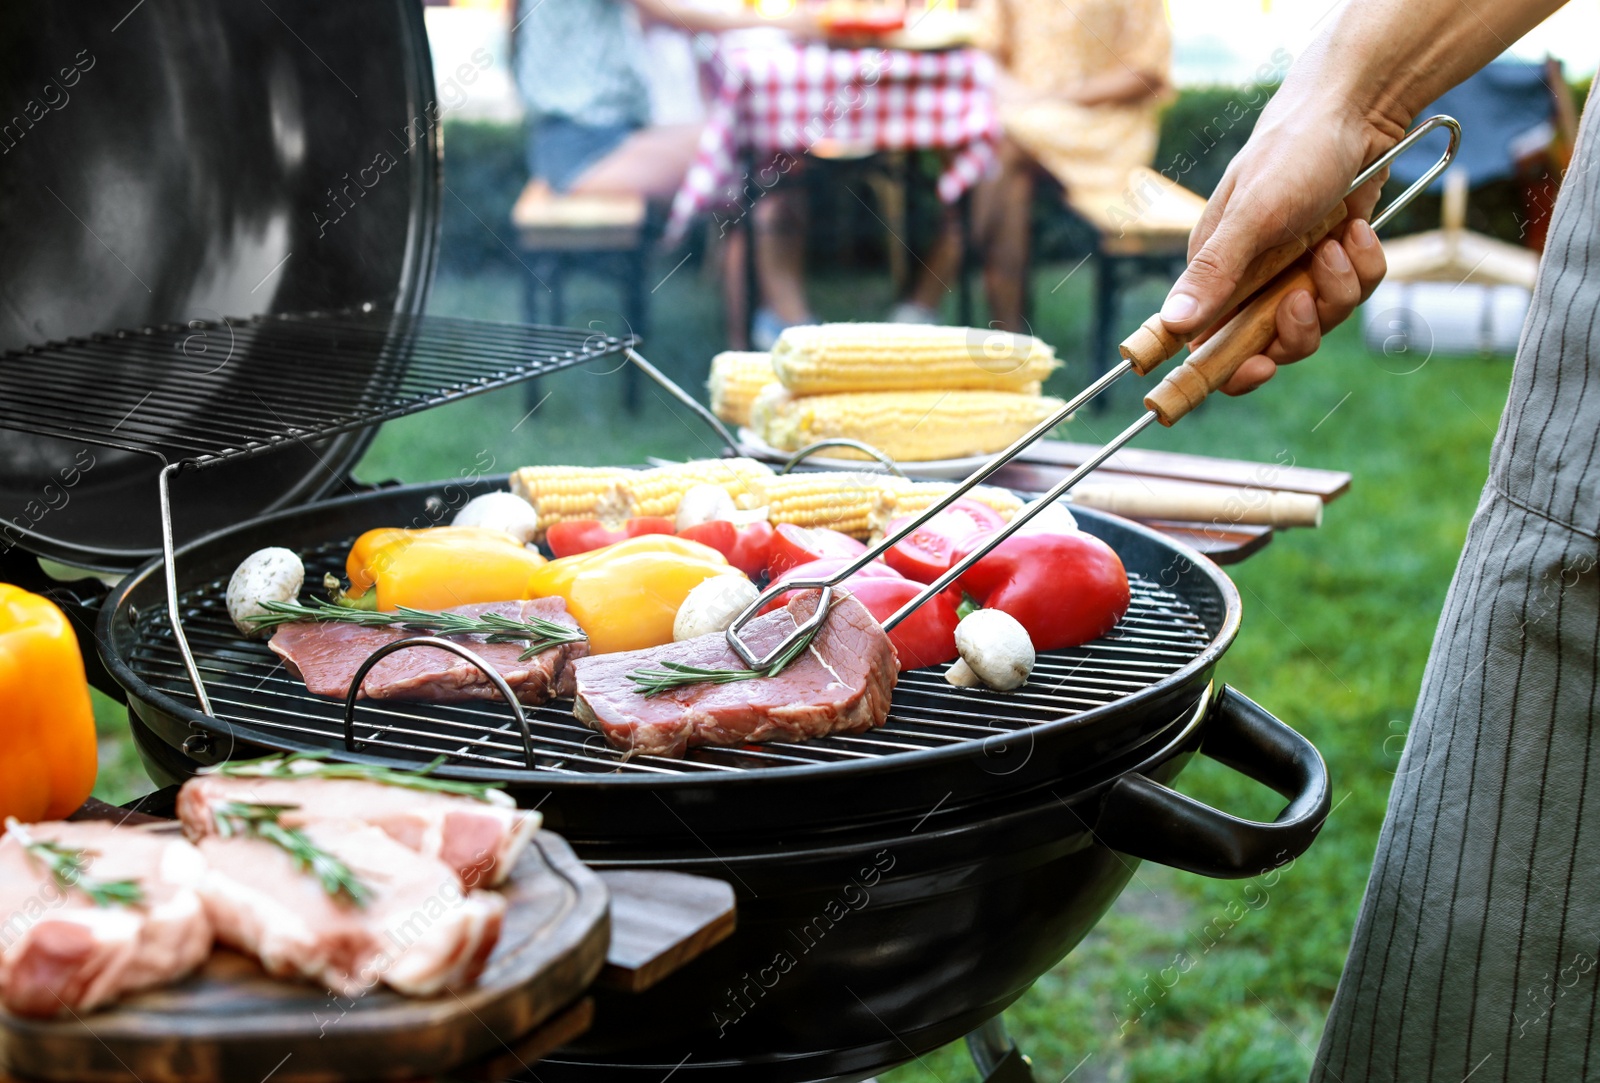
[0,822,212,1019]
[572,589,898,758]
[268,598,588,705]
[178,773,538,888]
[195,820,505,998]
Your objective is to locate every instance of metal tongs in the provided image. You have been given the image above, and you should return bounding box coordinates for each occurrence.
[707,114,1462,669]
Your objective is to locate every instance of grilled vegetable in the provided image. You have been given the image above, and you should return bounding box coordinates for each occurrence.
[750,386,1068,463]
[227,547,305,637]
[601,458,773,520]
[0,585,98,821]
[870,481,1023,539]
[838,578,959,670]
[954,532,1130,651]
[509,465,632,535]
[676,519,775,578]
[883,499,1006,583]
[452,491,542,546]
[751,472,884,539]
[949,609,1035,691]
[545,517,676,559]
[770,322,1059,395]
[761,556,903,606]
[345,527,547,612]
[526,535,741,654]
[707,350,776,426]
[674,484,738,531]
[765,523,869,577]
[1012,497,1078,535]
[673,576,760,641]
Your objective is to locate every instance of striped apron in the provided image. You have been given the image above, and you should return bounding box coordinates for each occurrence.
[1312,95,1600,1080]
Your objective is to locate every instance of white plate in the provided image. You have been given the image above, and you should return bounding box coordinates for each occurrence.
[736,427,993,480]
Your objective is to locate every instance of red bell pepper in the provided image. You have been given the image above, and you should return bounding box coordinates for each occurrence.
[764,523,869,578]
[545,517,676,558]
[676,519,775,579]
[882,499,1007,583]
[954,531,1130,651]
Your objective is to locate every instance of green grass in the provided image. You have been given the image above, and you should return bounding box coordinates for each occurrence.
[90,254,1512,1082]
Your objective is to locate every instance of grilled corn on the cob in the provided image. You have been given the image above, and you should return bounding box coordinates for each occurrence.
[707,351,777,427]
[749,472,885,538]
[599,457,774,520]
[771,322,1058,395]
[750,385,1067,464]
[510,465,633,534]
[871,481,1024,539]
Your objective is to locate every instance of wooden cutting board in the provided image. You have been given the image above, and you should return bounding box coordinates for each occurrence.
[0,832,609,1083]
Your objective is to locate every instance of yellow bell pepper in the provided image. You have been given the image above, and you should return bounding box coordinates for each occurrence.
[0,584,98,822]
[526,535,743,654]
[346,526,547,612]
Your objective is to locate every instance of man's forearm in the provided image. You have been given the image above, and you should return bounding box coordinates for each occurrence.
[1305,0,1566,137]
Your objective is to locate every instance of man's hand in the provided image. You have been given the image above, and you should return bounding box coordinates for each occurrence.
[1157,67,1402,394]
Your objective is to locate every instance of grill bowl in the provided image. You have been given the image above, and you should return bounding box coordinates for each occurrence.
[99,475,1238,842]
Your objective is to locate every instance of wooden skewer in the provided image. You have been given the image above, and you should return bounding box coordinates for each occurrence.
[1070,481,1324,529]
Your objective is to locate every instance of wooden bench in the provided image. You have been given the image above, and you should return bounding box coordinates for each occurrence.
[511,180,650,410]
[1062,166,1208,391]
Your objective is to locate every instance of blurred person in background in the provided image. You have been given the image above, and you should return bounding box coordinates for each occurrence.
[1156,0,1600,1078]
[512,0,816,200]
[894,0,1170,330]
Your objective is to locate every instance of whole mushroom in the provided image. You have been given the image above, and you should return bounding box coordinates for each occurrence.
[945,608,1035,691]
[453,491,542,546]
[226,547,305,638]
[673,576,760,641]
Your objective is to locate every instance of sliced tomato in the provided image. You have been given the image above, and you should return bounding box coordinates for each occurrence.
[759,558,903,614]
[545,517,676,558]
[677,520,774,579]
[765,523,869,578]
[882,499,1008,583]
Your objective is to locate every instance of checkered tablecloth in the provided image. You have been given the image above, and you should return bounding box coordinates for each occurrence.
[665,42,999,243]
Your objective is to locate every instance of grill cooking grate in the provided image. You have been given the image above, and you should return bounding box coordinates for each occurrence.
[0,312,630,468]
[125,536,1214,775]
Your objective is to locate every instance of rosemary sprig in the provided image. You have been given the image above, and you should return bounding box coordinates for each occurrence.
[245,597,586,660]
[6,819,145,908]
[211,801,371,908]
[208,752,502,801]
[624,605,831,696]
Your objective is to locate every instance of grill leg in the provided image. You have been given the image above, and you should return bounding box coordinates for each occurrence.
[965,1018,1037,1083]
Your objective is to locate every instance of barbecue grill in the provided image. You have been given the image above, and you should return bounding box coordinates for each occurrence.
[2,5,1330,1081]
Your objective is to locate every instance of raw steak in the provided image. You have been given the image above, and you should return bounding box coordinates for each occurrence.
[268,598,588,705]
[0,822,212,1018]
[572,589,898,758]
[178,772,539,888]
[195,820,505,998]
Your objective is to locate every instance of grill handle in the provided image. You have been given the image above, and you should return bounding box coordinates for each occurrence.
[1093,685,1329,880]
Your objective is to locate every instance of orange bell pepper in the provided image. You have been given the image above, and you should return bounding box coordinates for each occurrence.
[346,526,547,612]
[526,535,742,654]
[0,584,98,821]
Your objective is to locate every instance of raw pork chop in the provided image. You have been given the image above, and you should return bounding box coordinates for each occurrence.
[269,598,588,705]
[572,589,898,758]
[195,820,505,998]
[178,772,538,888]
[0,821,211,1018]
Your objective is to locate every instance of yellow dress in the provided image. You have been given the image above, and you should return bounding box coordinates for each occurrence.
[975,0,1171,194]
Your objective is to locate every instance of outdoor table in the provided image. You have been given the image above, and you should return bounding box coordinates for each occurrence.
[666,37,1000,289]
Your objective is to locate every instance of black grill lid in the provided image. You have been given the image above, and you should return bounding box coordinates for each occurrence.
[0,0,440,572]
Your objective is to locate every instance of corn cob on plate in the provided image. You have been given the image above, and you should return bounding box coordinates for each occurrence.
[770,322,1059,395]
[707,350,777,427]
[748,385,1070,466]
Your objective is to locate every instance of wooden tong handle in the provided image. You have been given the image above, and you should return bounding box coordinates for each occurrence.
[1119,202,1349,375]
[1144,258,1314,426]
